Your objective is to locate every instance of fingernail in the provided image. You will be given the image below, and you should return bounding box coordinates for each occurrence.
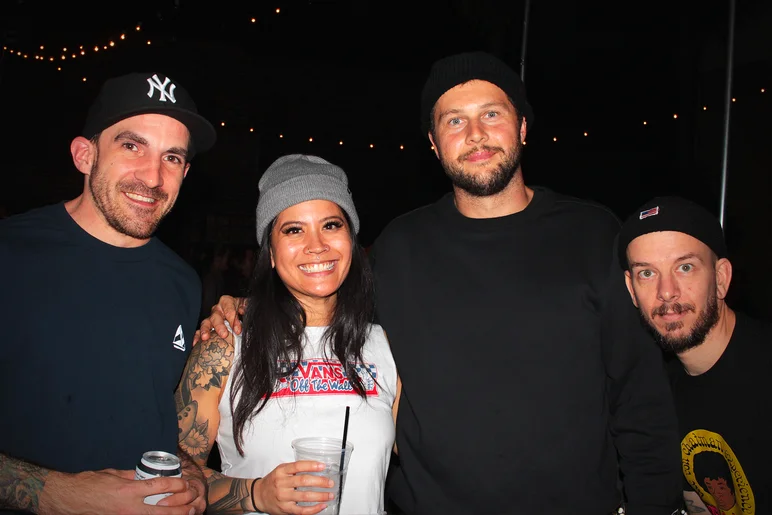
[189,508,195,515]
[329,492,335,500]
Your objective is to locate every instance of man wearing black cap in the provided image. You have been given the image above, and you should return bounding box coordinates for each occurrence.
[198,51,683,514]
[0,72,216,515]
[619,196,771,514]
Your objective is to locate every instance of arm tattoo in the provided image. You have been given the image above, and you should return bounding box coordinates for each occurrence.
[176,335,234,463]
[0,453,50,511]
[206,471,253,514]
[685,499,707,513]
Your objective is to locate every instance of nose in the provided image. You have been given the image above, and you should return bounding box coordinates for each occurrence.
[304,230,329,256]
[657,272,680,302]
[465,119,489,145]
[133,155,164,188]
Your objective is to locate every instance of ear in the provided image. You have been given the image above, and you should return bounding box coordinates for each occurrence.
[183,163,191,179]
[624,271,639,308]
[715,258,733,300]
[70,136,96,176]
[520,118,528,143]
[428,132,440,160]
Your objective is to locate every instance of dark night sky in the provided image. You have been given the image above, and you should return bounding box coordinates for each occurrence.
[2,0,771,316]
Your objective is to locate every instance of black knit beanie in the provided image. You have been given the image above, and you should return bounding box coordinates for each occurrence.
[420,51,534,137]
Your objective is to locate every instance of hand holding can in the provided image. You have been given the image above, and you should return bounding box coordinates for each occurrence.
[134,450,183,505]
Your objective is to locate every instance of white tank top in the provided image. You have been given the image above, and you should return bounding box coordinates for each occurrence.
[217,324,397,514]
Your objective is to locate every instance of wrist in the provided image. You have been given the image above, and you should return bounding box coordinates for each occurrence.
[250,477,266,513]
[38,470,77,515]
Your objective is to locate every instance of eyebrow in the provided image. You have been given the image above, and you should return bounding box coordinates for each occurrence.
[277,215,345,230]
[436,101,511,123]
[114,130,189,159]
[629,252,705,269]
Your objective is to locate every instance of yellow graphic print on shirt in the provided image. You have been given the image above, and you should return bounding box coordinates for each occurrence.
[681,429,754,515]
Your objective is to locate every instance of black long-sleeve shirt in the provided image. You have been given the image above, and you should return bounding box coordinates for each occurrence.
[371,187,682,514]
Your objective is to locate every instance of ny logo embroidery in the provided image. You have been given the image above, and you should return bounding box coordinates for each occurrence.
[146,74,177,103]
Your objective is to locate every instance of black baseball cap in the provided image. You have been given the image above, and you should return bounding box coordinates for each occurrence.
[618,196,728,270]
[82,72,216,157]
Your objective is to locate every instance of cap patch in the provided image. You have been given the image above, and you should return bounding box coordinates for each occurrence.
[639,206,660,220]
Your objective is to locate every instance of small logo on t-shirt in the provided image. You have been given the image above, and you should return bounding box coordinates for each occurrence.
[172,325,185,351]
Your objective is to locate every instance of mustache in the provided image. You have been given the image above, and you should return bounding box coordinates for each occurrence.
[651,302,695,318]
[458,145,504,162]
[120,181,168,202]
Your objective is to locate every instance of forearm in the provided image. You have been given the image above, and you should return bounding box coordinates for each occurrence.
[0,453,50,513]
[204,468,255,515]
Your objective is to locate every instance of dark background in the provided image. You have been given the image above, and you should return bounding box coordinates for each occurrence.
[2,0,770,320]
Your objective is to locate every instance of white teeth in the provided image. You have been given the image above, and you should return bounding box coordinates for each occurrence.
[299,262,335,273]
[125,192,156,203]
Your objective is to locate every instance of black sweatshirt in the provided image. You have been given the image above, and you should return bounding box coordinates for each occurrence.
[370,187,682,515]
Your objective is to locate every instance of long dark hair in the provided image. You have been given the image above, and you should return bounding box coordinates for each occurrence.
[229,213,375,455]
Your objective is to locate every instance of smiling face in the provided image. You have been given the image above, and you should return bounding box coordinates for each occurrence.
[269,199,353,320]
[428,80,526,197]
[624,231,726,353]
[85,113,191,243]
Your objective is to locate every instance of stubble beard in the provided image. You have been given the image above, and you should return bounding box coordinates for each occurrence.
[439,139,524,197]
[88,151,171,240]
[638,282,721,354]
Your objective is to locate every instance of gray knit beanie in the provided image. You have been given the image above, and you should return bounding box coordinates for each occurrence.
[255,154,359,243]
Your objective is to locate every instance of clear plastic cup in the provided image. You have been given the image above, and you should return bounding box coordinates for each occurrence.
[291,436,354,515]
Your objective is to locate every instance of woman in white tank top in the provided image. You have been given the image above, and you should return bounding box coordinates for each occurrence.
[175,155,400,515]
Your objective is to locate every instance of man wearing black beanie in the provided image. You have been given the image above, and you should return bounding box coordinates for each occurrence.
[370,51,682,515]
[620,196,771,514]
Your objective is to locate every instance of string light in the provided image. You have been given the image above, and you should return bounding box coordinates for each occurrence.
[279,134,284,138]
[309,137,313,142]
[249,128,254,132]
[583,132,588,137]
[553,137,557,142]
[8,25,143,65]
[82,77,87,82]
[339,141,343,145]
[220,122,225,127]
[276,8,281,13]
[146,41,152,45]
[703,106,707,110]
[369,144,374,148]
[762,88,766,93]
[731,97,736,102]
[251,18,256,22]
[399,145,404,150]
[643,121,647,125]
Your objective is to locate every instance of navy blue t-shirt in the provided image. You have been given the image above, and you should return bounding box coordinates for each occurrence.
[0,203,200,480]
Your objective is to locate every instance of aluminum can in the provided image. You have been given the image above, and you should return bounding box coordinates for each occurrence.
[134,450,182,505]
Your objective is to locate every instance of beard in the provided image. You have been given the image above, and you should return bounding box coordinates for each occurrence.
[439,139,524,197]
[88,151,171,240]
[638,285,720,354]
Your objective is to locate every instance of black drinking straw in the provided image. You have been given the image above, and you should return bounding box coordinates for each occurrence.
[336,406,350,515]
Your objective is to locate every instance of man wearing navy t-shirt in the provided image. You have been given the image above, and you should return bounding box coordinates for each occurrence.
[0,72,216,515]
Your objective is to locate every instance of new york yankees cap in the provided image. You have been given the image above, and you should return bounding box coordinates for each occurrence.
[82,72,216,157]
[617,196,728,270]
